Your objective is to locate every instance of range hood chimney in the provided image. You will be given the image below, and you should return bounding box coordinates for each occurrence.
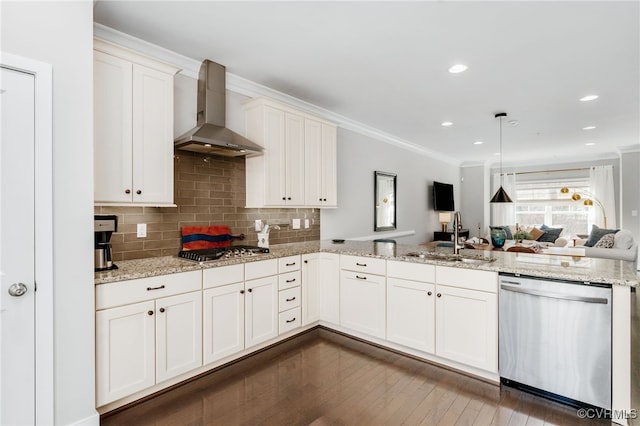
[174,60,263,157]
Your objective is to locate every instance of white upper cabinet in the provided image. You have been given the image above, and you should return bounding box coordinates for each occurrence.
[244,97,337,208]
[94,39,179,206]
[305,119,337,207]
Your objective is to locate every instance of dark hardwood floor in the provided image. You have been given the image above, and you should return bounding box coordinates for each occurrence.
[101,328,612,426]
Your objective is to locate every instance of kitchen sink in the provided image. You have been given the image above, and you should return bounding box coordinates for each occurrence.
[403,252,494,264]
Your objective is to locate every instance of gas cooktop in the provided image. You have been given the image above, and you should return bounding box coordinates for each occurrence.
[178,245,270,262]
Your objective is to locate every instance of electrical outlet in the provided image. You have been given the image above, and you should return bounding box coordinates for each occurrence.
[255,219,263,231]
[292,218,301,229]
[304,219,310,229]
[137,223,147,238]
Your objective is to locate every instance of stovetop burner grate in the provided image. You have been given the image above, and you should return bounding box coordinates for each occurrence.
[178,245,270,262]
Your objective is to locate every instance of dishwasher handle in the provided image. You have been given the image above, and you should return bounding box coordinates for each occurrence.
[500,284,609,304]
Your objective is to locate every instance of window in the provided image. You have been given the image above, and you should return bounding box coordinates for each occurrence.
[514,179,591,236]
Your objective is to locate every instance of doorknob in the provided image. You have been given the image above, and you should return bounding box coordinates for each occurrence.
[8,283,27,297]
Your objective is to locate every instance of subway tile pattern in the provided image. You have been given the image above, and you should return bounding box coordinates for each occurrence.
[95,151,321,261]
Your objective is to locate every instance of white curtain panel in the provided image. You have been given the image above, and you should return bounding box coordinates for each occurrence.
[589,165,616,229]
[491,172,517,226]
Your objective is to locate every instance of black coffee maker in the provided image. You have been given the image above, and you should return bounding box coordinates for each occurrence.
[95,215,118,271]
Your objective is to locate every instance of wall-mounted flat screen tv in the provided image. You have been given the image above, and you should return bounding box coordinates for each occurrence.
[433,181,454,211]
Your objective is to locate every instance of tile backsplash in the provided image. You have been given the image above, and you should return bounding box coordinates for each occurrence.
[95,151,321,261]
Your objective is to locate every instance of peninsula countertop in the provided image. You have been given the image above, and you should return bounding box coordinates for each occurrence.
[94,240,639,287]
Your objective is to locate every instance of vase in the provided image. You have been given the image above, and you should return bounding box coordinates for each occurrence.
[491,228,507,249]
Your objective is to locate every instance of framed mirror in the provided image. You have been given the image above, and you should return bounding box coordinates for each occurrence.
[374,171,397,231]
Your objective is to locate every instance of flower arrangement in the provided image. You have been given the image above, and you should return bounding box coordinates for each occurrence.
[513,224,532,242]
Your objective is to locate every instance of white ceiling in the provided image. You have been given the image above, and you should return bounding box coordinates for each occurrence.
[93,1,640,166]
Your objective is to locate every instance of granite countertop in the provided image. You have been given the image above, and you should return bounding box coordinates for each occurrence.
[95,240,639,287]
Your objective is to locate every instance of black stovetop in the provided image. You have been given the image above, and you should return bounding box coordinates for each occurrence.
[178,245,270,262]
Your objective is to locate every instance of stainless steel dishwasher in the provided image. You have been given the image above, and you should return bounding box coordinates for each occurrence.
[499,274,612,409]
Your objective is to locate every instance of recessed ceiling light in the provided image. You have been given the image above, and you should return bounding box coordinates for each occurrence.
[441,121,453,127]
[448,64,468,74]
[474,141,483,145]
[580,95,599,102]
[585,142,596,146]
[582,126,596,130]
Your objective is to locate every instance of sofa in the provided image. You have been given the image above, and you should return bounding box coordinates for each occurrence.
[489,224,638,270]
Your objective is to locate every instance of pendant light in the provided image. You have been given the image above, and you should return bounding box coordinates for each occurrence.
[490,112,513,203]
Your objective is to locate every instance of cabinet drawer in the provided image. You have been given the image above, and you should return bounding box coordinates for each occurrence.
[278,255,301,273]
[435,266,497,293]
[340,255,385,275]
[279,271,301,290]
[245,259,278,281]
[96,270,201,310]
[203,264,244,289]
[387,260,435,282]
[279,287,301,312]
[279,307,301,334]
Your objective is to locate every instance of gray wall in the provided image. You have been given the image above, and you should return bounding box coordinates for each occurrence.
[620,151,640,261]
[460,165,487,239]
[321,128,460,244]
[3,2,96,424]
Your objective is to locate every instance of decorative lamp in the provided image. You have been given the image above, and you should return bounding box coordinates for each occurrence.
[559,187,607,227]
[439,212,452,232]
[490,112,513,203]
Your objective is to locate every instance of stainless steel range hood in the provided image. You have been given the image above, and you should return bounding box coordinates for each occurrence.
[174,60,263,157]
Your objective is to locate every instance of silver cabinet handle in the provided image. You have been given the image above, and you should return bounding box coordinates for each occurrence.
[8,283,27,297]
[500,284,608,304]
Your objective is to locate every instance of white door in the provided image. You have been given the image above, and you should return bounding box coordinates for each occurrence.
[155,291,202,382]
[245,276,278,348]
[203,282,245,364]
[0,66,36,425]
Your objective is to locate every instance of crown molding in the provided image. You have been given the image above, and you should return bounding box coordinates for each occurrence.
[93,23,460,166]
[617,144,640,154]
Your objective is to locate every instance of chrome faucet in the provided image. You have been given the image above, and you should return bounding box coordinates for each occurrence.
[453,211,463,255]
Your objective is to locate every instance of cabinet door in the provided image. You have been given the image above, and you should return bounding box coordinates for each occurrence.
[132,64,174,205]
[245,276,278,348]
[319,253,340,324]
[263,106,286,206]
[203,282,245,364]
[320,123,337,206]
[305,120,337,207]
[94,51,133,203]
[435,285,498,372]
[96,300,155,406]
[387,278,435,353]
[301,253,320,325]
[284,112,305,205]
[340,270,386,339]
[155,291,202,383]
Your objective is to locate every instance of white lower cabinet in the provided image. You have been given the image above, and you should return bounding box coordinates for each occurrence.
[245,275,279,348]
[435,266,498,373]
[435,284,497,372]
[302,252,340,325]
[96,270,202,406]
[96,300,155,406]
[339,269,386,339]
[387,277,435,353]
[203,281,245,365]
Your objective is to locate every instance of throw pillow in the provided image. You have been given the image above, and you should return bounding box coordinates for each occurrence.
[490,225,513,240]
[593,233,615,248]
[529,227,545,241]
[613,229,634,250]
[538,224,563,243]
[584,225,619,247]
